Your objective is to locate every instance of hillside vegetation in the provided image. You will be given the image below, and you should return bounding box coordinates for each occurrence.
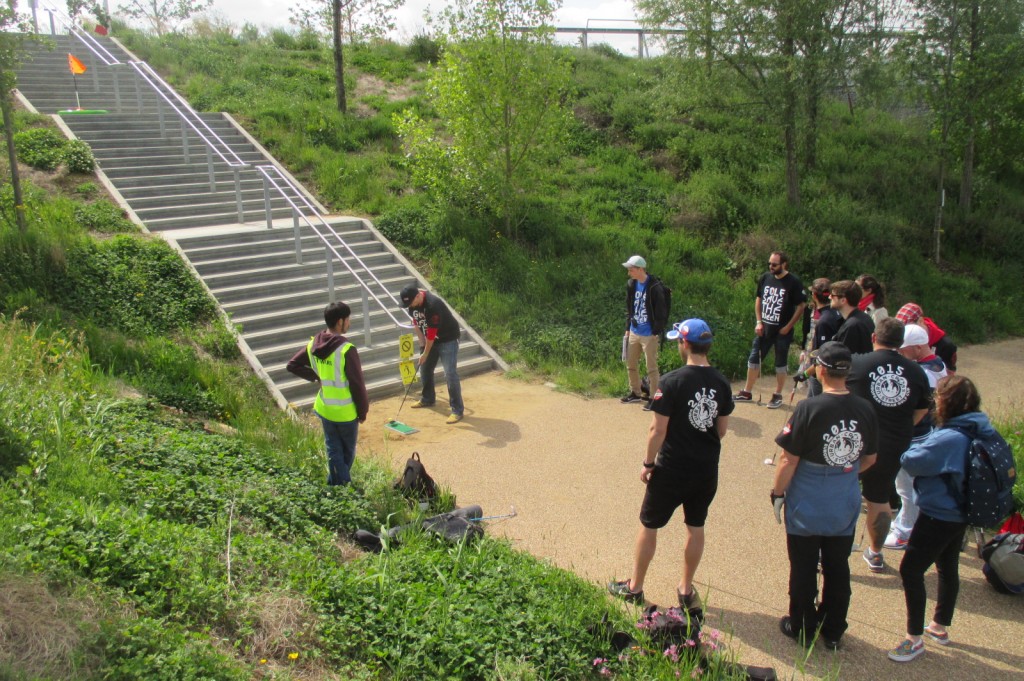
[115,25,1024,393]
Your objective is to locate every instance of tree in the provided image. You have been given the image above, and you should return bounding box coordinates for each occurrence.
[637,0,872,206]
[1,1,29,232]
[906,0,1024,258]
[290,0,405,112]
[396,0,572,240]
[116,0,212,35]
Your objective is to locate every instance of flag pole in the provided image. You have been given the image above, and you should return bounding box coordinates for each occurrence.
[72,74,82,110]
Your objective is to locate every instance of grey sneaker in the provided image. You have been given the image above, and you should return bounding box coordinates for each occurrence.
[608,579,644,604]
[767,393,784,409]
[732,390,753,402]
[863,547,885,573]
[678,589,704,624]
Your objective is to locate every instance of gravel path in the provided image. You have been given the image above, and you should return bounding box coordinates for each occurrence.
[360,339,1024,680]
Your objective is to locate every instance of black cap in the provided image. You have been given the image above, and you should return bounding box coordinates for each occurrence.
[400,284,419,306]
[811,341,852,371]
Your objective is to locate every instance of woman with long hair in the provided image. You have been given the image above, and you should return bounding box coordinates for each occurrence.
[856,274,888,324]
[888,375,991,662]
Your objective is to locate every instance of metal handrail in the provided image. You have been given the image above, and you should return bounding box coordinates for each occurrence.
[127,61,247,168]
[254,165,415,343]
[38,1,120,65]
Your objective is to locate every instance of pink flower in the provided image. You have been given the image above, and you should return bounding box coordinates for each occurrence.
[593,658,606,667]
[599,667,612,677]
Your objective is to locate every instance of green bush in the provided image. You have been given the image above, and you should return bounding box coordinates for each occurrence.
[62,139,95,174]
[408,33,441,63]
[13,128,66,171]
[73,201,135,233]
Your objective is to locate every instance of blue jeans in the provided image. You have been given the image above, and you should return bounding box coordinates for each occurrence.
[421,339,463,416]
[319,416,358,485]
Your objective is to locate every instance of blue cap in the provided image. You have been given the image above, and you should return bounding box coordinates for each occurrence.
[666,318,713,342]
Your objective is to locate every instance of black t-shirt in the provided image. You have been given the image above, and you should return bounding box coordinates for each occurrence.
[756,272,806,331]
[775,392,879,467]
[408,291,460,343]
[814,308,843,351]
[846,350,931,458]
[651,365,734,472]
[834,309,874,354]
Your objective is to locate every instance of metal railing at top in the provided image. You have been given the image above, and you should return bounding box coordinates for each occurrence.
[255,165,415,346]
[38,1,120,65]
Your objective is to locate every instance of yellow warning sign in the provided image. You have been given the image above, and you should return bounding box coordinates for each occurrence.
[399,333,415,360]
[399,360,417,384]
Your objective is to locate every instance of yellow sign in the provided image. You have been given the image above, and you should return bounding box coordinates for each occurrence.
[399,333,415,360]
[399,360,418,384]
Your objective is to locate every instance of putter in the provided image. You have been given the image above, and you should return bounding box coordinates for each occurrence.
[764,383,799,466]
[468,505,518,522]
[385,366,421,435]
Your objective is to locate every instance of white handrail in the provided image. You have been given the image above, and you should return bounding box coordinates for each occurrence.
[255,165,414,332]
[39,1,120,65]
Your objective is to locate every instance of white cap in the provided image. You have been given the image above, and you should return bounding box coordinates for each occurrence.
[622,255,647,269]
[901,324,930,348]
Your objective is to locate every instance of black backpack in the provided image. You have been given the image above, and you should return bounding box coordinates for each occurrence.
[949,427,1017,528]
[394,452,437,500]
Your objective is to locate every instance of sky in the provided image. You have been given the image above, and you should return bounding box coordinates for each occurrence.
[203,0,651,56]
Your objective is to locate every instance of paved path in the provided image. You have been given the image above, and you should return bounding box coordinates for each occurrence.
[361,340,1024,679]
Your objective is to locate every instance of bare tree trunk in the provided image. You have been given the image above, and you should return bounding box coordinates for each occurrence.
[959,1,980,215]
[782,19,800,206]
[1,83,28,233]
[332,0,346,113]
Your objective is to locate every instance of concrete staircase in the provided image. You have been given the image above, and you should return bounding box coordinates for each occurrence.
[15,32,503,407]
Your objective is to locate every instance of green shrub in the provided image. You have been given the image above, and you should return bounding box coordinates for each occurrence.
[62,139,95,174]
[269,29,297,49]
[73,201,135,233]
[13,128,66,171]
[74,181,99,198]
[407,33,441,63]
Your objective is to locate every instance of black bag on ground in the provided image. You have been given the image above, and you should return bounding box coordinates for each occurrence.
[352,505,484,553]
[980,532,1024,595]
[394,451,437,500]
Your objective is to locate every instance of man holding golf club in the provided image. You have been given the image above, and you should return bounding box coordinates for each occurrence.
[286,301,369,486]
[608,318,732,620]
[400,284,464,424]
[771,341,878,650]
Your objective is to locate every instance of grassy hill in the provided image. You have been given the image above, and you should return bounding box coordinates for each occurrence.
[114,27,1024,394]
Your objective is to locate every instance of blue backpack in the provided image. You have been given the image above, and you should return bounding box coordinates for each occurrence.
[951,427,1018,529]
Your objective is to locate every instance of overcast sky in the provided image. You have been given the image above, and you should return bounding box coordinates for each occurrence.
[203,0,649,56]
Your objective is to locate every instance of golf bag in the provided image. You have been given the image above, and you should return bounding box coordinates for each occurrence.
[353,505,483,553]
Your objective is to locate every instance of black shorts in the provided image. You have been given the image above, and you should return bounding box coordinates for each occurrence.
[859,452,902,504]
[640,466,718,529]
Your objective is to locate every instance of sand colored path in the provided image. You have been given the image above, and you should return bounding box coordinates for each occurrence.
[359,340,1024,680]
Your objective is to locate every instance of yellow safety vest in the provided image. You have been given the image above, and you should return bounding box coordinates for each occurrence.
[308,339,358,422]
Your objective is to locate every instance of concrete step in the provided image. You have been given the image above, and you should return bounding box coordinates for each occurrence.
[97,151,267,169]
[198,250,397,290]
[175,222,366,249]
[133,197,293,222]
[126,188,289,211]
[220,273,408,320]
[181,229,372,262]
[101,163,258,180]
[144,207,296,232]
[243,312,411,353]
[190,241,385,277]
[205,262,409,305]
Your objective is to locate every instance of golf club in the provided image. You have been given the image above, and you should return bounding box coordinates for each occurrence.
[390,365,420,421]
[467,505,517,522]
[764,383,799,466]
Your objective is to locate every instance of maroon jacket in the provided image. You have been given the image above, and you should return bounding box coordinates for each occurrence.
[286,330,369,421]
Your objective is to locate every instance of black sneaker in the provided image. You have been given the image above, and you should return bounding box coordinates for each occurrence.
[620,393,643,404]
[642,400,654,412]
[732,390,753,402]
[766,393,784,409]
[678,589,704,624]
[607,579,644,604]
[779,616,806,646]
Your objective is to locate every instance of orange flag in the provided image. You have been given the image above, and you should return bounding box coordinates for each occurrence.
[67,53,87,75]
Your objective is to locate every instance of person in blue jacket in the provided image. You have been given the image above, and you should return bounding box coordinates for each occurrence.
[888,375,989,662]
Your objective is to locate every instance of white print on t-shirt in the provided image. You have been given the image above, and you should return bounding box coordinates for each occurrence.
[687,388,719,432]
[868,363,909,407]
[760,283,786,324]
[821,419,863,466]
[633,288,648,326]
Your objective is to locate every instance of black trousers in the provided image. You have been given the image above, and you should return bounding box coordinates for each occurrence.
[899,512,967,636]
[787,533,854,642]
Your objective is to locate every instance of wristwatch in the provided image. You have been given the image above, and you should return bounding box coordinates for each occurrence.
[642,461,655,469]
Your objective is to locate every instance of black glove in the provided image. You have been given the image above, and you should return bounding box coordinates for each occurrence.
[770,491,785,524]
[793,371,808,384]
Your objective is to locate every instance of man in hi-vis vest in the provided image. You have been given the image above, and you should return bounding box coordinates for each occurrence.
[287,302,369,485]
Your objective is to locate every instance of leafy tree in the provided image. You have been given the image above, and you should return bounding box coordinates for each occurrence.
[290,0,405,112]
[1,0,29,232]
[396,0,572,239]
[638,0,873,206]
[116,0,212,35]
